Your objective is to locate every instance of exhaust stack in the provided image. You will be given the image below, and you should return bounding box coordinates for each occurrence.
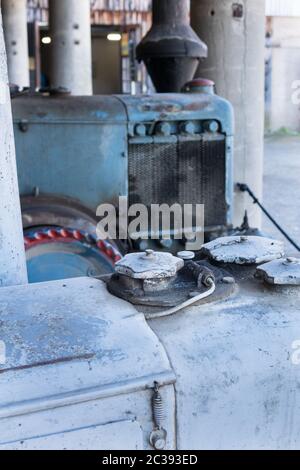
[137,0,207,93]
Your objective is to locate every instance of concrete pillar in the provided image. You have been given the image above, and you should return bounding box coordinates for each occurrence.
[1,0,29,88]
[0,9,28,286]
[49,0,92,95]
[191,0,265,229]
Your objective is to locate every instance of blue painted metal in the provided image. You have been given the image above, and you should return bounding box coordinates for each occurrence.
[12,90,234,232]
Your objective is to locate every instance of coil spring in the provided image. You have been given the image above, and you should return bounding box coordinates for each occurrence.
[152,382,165,429]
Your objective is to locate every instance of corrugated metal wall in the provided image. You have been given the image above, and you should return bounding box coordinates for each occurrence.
[266,0,300,17]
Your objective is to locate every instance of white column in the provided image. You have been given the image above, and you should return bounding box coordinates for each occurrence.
[49,0,92,95]
[2,0,29,89]
[0,9,28,286]
[191,0,265,229]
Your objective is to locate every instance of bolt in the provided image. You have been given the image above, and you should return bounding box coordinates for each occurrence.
[157,122,172,136]
[145,249,154,257]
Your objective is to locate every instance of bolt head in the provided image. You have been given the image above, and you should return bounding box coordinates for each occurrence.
[222,276,235,285]
[286,257,297,264]
[135,124,147,136]
[153,437,166,450]
[145,249,155,257]
[181,121,195,135]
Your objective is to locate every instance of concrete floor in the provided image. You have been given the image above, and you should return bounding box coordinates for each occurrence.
[263,135,300,256]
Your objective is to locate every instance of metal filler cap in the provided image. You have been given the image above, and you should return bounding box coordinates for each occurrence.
[201,236,284,265]
[115,250,184,279]
[256,257,300,286]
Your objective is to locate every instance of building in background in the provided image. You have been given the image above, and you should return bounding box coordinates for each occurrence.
[265,0,300,133]
[27,0,152,94]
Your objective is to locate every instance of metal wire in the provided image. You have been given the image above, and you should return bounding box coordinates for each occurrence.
[145,279,216,320]
[237,183,300,253]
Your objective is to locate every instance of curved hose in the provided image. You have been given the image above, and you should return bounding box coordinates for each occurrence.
[145,279,216,320]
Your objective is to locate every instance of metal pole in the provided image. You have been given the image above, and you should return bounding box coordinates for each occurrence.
[0,8,28,286]
[49,0,93,95]
[2,0,29,89]
[191,0,265,229]
[152,0,190,24]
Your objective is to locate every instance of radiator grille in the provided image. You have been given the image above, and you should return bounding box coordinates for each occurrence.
[128,137,227,229]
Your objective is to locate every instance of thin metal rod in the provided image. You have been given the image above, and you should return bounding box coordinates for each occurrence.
[237,183,300,252]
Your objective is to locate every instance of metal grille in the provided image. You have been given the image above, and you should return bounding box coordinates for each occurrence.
[128,136,227,229]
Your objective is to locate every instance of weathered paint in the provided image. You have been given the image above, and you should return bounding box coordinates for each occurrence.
[202,236,285,265]
[0,10,27,286]
[1,265,300,449]
[256,257,300,285]
[191,0,265,229]
[0,277,176,449]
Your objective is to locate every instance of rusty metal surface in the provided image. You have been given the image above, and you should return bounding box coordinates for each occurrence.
[12,95,128,212]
